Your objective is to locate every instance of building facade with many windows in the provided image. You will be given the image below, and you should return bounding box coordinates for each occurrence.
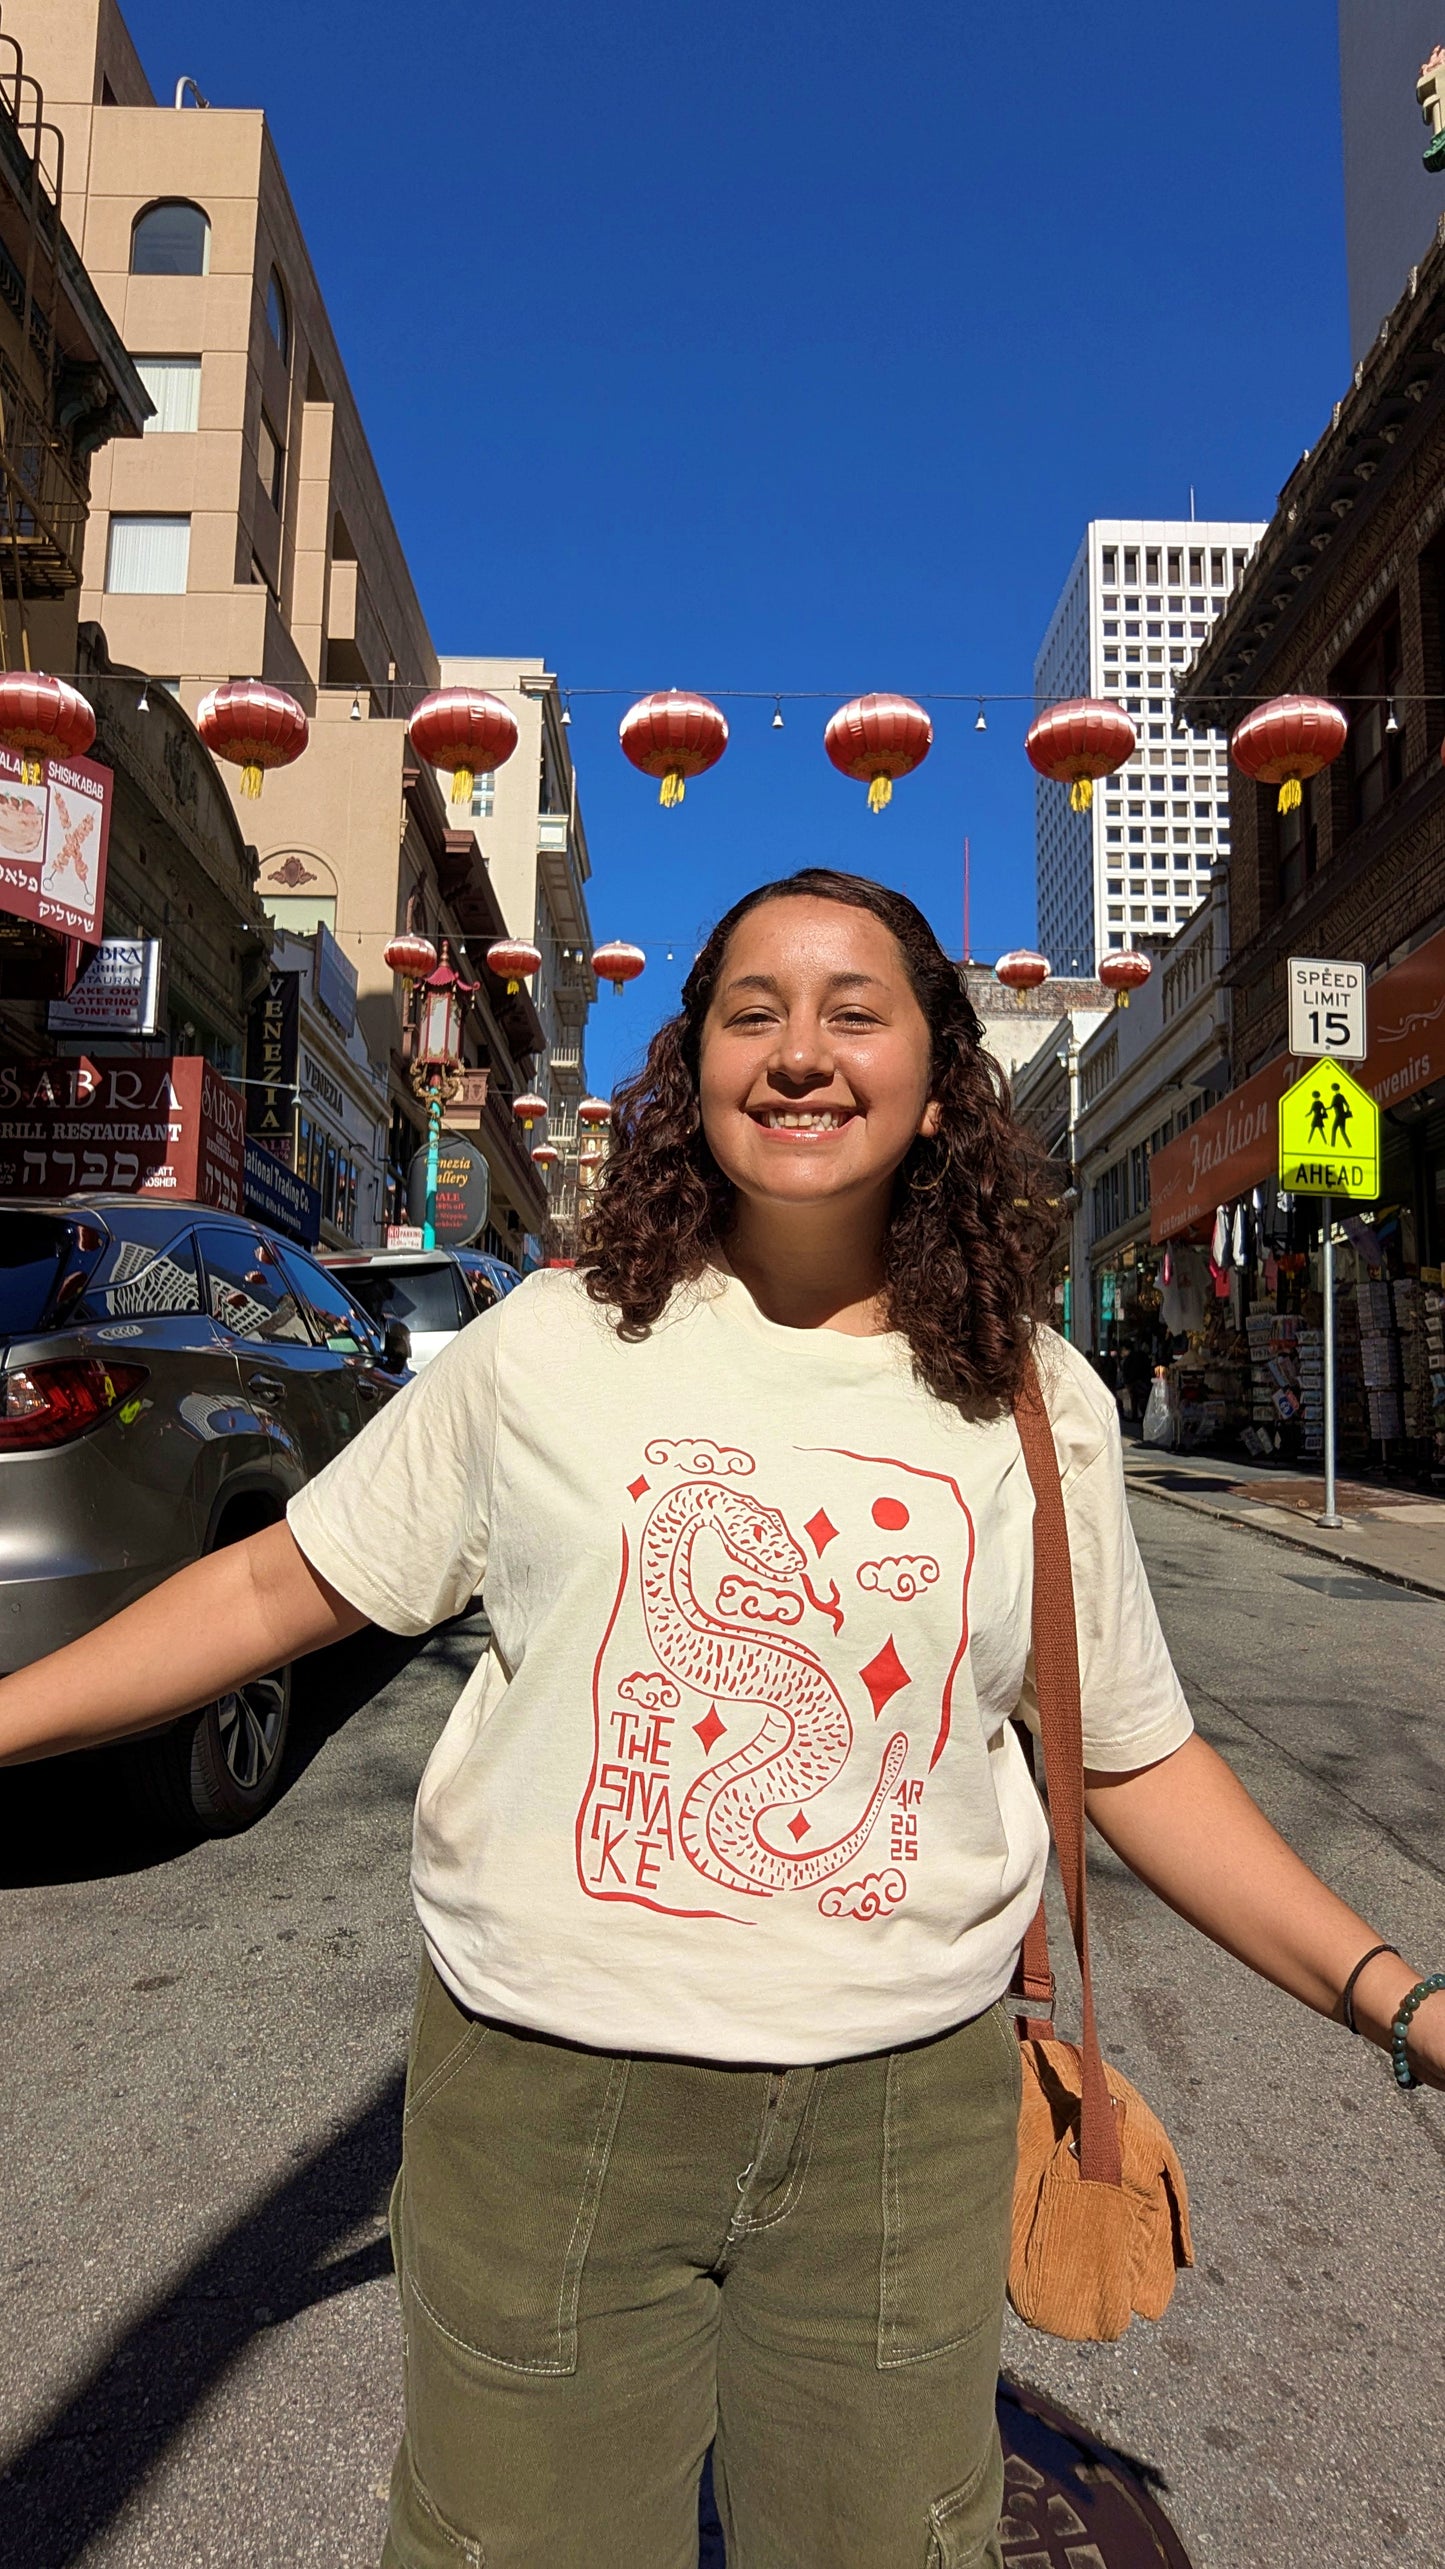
[1034,519,1264,974]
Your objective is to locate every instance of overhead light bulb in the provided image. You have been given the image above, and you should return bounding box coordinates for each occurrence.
[137,682,150,714]
[975,701,987,732]
[1385,699,1400,734]
[561,695,572,727]
[350,690,362,721]
[772,699,785,730]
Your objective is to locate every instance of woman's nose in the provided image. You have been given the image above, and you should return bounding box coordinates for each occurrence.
[769,1018,832,1079]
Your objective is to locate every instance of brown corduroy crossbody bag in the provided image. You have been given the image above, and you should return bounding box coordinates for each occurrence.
[1006,1354,1194,2343]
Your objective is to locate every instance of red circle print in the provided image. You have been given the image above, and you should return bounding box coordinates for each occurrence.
[872,1497,909,1531]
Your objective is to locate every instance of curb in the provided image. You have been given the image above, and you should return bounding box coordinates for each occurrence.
[1123,1469,1445,1604]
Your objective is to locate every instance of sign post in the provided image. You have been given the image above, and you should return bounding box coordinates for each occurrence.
[1280,958,1373,1531]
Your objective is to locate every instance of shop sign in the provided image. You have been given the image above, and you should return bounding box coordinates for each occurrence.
[48,937,162,1037]
[1287,957,1367,1062]
[1150,917,1445,1240]
[1277,1064,1380,1199]
[0,746,111,944]
[386,1223,424,1248]
[244,969,300,1159]
[313,921,357,1036]
[301,1050,345,1119]
[0,1056,244,1207]
[406,1132,491,1243]
[242,1137,322,1247]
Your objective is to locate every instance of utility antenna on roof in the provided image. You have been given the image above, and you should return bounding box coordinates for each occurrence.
[1189,485,1196,521]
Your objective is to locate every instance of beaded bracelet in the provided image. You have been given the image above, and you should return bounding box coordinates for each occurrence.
[1391,1974,1445,2089]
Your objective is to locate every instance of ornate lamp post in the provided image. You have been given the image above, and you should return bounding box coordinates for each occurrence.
[410,942,477,1248]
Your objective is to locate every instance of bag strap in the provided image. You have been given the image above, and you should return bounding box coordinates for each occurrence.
[1012,1349,1123,2189]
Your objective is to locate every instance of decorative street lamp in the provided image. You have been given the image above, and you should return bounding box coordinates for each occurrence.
[409,941,478,1247]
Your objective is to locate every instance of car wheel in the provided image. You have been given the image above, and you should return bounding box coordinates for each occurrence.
[127,1662,292,1836]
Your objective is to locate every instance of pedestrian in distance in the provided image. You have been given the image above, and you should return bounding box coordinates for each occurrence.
[2,867,1440,2569]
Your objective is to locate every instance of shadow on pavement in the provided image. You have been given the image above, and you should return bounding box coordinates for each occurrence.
[0,2067,406,2567]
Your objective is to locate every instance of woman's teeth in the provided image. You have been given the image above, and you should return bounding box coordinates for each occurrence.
[759,1110,850,1128]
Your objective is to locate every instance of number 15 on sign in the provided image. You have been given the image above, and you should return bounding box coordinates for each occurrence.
[1287,957,1367,1061]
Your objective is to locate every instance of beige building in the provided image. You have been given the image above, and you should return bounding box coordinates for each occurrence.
[16,0,594,1254]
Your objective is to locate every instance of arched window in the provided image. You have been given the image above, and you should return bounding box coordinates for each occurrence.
[131,200,210,277]
[266,267,289,361]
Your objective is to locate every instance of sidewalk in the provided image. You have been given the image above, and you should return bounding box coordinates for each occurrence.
[1121,1439,1445,1598]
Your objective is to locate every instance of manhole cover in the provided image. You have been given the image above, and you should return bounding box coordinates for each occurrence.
[696,2377,1194,2564]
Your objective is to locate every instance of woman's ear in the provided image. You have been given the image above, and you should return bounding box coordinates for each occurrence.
[918,1098,943,1138]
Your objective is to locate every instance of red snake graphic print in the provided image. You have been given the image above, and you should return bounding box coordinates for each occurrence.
[640,1479,908,1896]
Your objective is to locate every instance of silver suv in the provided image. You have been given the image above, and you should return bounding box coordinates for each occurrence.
[0,1196,409,1831]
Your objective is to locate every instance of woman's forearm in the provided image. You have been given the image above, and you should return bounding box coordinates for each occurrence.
[1084,1732,1432,2055]
[0,1522,367,1766]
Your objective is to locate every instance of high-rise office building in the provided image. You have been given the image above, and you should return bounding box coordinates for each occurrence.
[1034,519,1265,975]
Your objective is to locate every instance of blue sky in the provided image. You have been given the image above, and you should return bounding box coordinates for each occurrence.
[124,0,1347,1093]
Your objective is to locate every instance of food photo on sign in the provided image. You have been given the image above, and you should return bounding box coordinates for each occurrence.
[0,744,110,944]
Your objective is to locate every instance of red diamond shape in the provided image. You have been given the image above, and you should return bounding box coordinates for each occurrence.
[804,1508,838,1555]
[859,1635,910,1719]
[627,1475,650,1501]
[694,1707,725,1753]
[787,1812,811,1840]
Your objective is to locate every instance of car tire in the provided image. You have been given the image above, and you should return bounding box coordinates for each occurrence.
[127,1664,293,1836]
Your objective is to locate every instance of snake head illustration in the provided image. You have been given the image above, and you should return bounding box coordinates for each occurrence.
[708,1487,806,1583]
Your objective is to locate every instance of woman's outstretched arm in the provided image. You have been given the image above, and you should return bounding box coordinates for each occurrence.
[1085,1731,1445,2086]
[0,1523,367,1766]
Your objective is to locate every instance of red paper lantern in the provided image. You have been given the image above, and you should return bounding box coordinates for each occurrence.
[1099,948,1153,1009]
[1025,698,1135,812]
[577,1095,613,1128]
[197,680,308,799]
[591,939,646,994]
[824,693,932,812]
[382,934,439,982]
[619,691,728,807]
[486,936,542,994]
[0,672,95,783]
[1230,694,1347,813]
[512,1090,548,1132]
[409,686,519,805]
[994,949,1050,993]
[531,1141,560,1168]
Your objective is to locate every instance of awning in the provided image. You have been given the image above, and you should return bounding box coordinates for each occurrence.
[1150,920,1445,1241]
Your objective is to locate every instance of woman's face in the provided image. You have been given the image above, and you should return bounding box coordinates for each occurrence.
[698,895,940,1215]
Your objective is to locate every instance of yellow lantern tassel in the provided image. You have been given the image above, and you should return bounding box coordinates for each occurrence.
[867,774,894,813]
[451,765,473,804]
[21,755,40,785]
[507,979,521,995]
[659,770,685,808]
[240,761,263,798]
[1117,991,1131,1008]
[1069,776,1095,812]
[1277,776,1302,813]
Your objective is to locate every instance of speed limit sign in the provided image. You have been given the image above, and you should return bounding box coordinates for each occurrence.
[1286,956,1367,1062]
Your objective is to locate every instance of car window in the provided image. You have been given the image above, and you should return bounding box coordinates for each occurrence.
[87,1230,203,1319]
[342,1262,469,1335]
[197,1228,311,1344]
[278,1249,375,1355]
[0,1213,85,1332]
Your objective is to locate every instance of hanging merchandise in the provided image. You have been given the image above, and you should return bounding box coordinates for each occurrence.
[1024,698,1136,812]
[196,680,308,798]
[1210,1206,1228,1268]
[823,694,932,812]
[1229,694,1348,814]
[486,937,542,994]
[1231,1204,1248,1269]
[409,687,519,805]
[994,950,1050,1002]
[590,940,646,995]
[619,691,728,808]
[1098,949,1152,1008]
[0,672,96,782]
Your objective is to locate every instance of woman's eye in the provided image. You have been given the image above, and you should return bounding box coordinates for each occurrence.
[833,1011,879,1030]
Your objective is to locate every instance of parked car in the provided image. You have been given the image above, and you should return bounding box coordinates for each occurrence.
[0,1196,410,1833]
[321,1245,521,1366]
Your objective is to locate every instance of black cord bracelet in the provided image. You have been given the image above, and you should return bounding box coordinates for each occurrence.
[1340,1943,1400,2036]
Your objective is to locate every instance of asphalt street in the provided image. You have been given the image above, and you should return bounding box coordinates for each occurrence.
[1,1502,1443,2569]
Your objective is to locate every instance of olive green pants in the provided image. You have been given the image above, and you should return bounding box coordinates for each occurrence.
[383,1958,1021,2569]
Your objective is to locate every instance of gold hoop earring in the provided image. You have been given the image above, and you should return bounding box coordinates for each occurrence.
[908,1140,948,1193]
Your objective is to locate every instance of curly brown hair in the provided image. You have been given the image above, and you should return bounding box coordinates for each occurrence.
[579,869,1065,1407]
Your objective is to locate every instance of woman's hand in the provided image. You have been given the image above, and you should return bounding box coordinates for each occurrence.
[1085,1732,1445,2089]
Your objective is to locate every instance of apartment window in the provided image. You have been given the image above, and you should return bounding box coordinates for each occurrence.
[1102,547,1118,580]
[469,771,495,819]
[1338,603,1403,826]
[1233,549,1249,581]
[1189,550,1204,584]
[1167,548,1182,583]
[105,513,190,593]
[258,411,285,511]
[136,355,200,433]
[1210,550,1225,585]
[1123,549,1138,582]
[266,267,290,360]
[131,199,209,275]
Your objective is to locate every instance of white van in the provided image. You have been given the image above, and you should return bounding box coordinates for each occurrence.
[320,1248,508,1370]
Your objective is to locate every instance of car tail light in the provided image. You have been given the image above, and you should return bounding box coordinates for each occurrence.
[0,1359,149,1451]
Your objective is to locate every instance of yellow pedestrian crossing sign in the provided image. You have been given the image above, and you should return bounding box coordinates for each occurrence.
[1278,1063,1380,1198]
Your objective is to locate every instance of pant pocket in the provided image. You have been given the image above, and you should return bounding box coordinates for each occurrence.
[926,2430,1005,2567]
[878,2003,1019,2369]
[397,1969,629,2376]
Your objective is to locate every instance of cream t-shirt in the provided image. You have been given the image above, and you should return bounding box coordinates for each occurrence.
[288,1267,1192,2064]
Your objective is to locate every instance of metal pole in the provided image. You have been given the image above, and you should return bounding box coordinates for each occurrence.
[1318,1190,1343,1529]
[422,1081,441,1250]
